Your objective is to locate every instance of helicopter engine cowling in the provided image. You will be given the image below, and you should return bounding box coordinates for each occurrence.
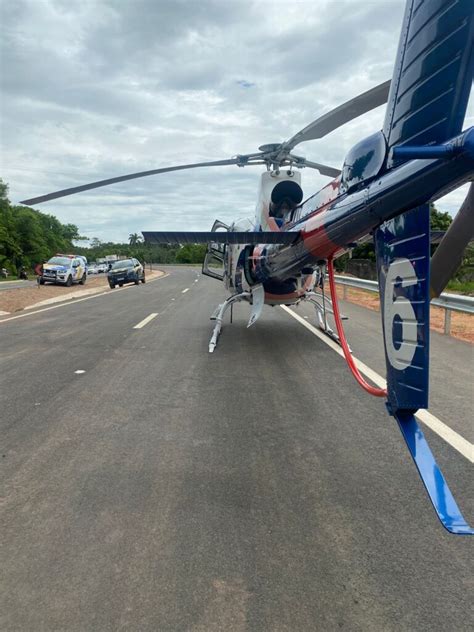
[256,171,303,231]
[243,171,304,291]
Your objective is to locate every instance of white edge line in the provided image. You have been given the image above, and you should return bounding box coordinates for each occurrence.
[133,313,158,329]
[0,273,170,324]
[182,288,189,293]
[415,410,473,463]
[281,305,473,463]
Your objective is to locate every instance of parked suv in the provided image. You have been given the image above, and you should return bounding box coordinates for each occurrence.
[40,255,87,286]
[107,258,145,288]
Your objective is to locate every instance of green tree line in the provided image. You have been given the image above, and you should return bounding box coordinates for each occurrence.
[75,238,207,265]
[0,179,207,275]
[0,179,83,274]
[1,177,471,289]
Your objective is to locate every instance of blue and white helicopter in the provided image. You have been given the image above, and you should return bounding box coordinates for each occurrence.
[22,0,474,534]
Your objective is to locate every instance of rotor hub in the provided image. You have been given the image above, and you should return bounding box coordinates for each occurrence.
[258,143,282,153]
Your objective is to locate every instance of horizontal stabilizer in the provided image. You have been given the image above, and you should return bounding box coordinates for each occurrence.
[142,231,300,245]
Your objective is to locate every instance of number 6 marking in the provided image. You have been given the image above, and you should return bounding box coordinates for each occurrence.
[384,258,418,370]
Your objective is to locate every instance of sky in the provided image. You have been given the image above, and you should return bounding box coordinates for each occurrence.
[1,0,472,244]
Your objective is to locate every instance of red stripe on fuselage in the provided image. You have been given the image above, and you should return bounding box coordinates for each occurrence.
[301,206,340,260]
[263,273,314,305]
[290,176,342,260]
[264,291,302,305]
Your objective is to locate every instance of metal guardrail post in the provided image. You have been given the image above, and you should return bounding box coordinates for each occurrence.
[444,309,452,335]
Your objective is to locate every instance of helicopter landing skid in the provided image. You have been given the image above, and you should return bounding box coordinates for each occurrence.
[209,284,265,353]
[209,292,250,353]
[304,291,350,350]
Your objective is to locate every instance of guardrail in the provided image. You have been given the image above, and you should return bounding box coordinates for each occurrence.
[334,274,474,335]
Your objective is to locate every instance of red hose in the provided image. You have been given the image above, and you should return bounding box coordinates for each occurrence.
[327,257,387,398]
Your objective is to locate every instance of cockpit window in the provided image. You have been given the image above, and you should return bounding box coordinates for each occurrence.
[112,259,133,269]
[48,256,71,266]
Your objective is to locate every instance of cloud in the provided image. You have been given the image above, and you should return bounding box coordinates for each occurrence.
[1,0,471,242]
[236,80,255,89]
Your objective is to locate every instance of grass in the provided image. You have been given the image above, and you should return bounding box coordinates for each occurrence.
[445,279,474,295]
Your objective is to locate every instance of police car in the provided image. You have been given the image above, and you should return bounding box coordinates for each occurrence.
[107,258,145,288]
[40,254,87,286]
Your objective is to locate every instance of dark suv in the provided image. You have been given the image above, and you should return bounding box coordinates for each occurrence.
[108,258,145,288]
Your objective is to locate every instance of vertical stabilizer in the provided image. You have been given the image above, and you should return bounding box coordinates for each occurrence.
[384,0,474,167]
[375,205,430,412]
[375,204,473,534]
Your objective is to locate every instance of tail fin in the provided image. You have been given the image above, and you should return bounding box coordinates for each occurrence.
[375,204,430,412]
[375,205,473,535]
[384,0,474,167]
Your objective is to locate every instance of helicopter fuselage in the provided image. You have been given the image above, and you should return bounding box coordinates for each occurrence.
[226,126,474,305]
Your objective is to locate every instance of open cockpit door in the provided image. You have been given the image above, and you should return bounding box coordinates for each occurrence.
[202,220,230,281]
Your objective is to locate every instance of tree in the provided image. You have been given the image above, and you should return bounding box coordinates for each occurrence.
[0,180,22,271]
[430,202,452,231]
[176,244,195,264]
[89,237,102,249]
[12,206,49,267]
[176,244,207,264]
[61,223,83,242]
[0,178,86,273]
[129,233,142,246]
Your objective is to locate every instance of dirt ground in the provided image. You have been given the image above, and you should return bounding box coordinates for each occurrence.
[333,285,473,344]
[0,271,163,314]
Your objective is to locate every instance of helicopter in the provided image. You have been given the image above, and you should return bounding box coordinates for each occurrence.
[21,0,474,535]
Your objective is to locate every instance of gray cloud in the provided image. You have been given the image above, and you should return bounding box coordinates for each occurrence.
[1,0,470,243]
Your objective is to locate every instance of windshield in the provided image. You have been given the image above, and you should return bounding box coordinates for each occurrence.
[47,257,71,266]
[112,260,133,269]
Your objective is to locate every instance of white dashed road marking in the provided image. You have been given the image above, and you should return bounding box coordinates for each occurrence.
[133,313,158,329]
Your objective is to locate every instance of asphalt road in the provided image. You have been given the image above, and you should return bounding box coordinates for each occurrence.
[1,266,472,631]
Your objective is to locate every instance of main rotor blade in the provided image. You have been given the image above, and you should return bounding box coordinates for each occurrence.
[20,158,240,205]
[282,79,391,151]
[300,159,341,178]
[430,184,474,298]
